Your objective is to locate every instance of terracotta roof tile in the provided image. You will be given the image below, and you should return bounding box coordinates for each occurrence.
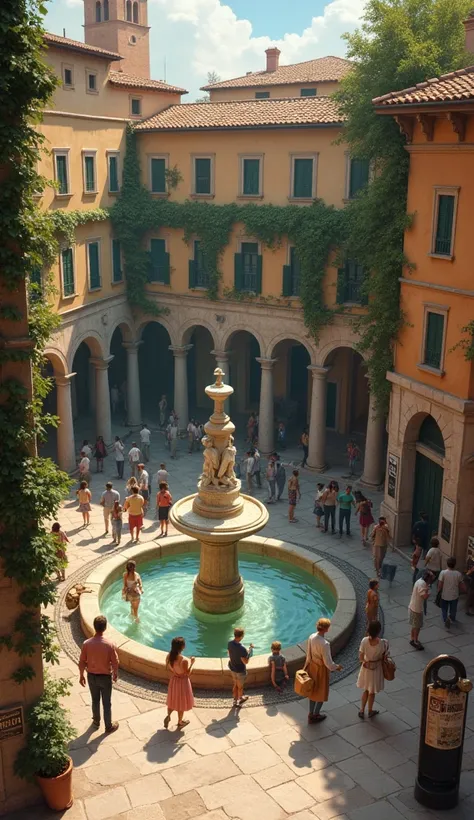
[108,70,187,95]
[44,32,121,61]
[201,56,352,90]
[373,65,474,106]
[135,96,344,132]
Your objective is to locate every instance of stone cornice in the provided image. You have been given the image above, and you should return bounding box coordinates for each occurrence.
[387,370,474,416]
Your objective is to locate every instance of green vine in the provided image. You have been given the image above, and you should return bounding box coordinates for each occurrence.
[0,0,72,685]
[49,207,109,246]
[451,320,474,361]
[164,164,183,190]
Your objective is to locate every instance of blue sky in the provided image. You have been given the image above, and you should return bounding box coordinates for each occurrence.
[45,0,366,98]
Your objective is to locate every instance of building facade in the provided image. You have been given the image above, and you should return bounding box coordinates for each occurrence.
[38,1,385,492]
[375,25,474,561]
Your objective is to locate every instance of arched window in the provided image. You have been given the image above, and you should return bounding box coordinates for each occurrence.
[418,416,445,456]
[104,0,109,20]
[95,1,102,22]
[133,1,139,23]
[126,0,132,22]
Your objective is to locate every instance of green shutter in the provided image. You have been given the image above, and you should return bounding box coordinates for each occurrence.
[234,252,243,291]
[189,259,196,288]
[300,88,317,96]
[243,159,260,195]
[85,155,95,192]
[109,155,119,192]
[359,266,369,305]
[88,242,100,289]
[195,158,211,194]
[255,254,262,294]
[56,155,68,194]
[255,91,270,98]
[162,251,170,284]
[424,312,444,369]
[349,158,369,198]
[293,158,313,198]
[336,267,345,304]
[282,264,292,297]
[435,195,455,255]
[151,158,166,193]
[112,239,122,282]
[62,248,74,296]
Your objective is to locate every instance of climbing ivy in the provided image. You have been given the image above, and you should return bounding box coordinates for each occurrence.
[451,321,474,361]
[0,0,71,684]
[111,128,345,337]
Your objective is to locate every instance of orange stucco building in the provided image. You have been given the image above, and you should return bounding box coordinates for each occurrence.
[375,20,474,562]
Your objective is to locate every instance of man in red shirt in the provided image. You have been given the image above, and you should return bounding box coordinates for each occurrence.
[79,615,119,733]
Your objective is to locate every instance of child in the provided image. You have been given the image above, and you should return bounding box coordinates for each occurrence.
[111,500,123,546]
[313,483,325,528]
[365,579,379,625]
[52,522,69,582]
[268,641,289,692]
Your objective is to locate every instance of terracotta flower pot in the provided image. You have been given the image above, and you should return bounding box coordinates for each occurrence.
[36,756,73,811]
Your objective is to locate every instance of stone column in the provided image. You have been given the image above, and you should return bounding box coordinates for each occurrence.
[256,357,277,455]
[55,373,76,473]
[90,356,113,444]
[361,392,385,487]
[307,365,329,471]
[211,349,229,378]
[123,341,142,427]
[169,345,192,431]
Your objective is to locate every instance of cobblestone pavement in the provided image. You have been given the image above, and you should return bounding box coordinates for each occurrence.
[11,429,474,819]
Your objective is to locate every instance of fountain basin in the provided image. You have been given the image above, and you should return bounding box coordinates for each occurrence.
[79,536,357,689]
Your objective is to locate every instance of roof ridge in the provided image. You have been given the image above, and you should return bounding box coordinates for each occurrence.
[202,55,352,89]
[373,64,474,104]
[178,95,335,109]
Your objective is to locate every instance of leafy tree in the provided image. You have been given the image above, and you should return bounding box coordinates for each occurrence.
[196,70,222,102]
[336,0,472,408]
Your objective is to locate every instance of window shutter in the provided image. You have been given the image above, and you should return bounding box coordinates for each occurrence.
[255,254,263,294]
[62,249,74,296]
[359,266,369,305]
[88,243,100,289]
[234,252,243,291]
[195,158,211,194]
[189,259,196,289]
[243,159,259,195]
[424,312,444,368]
[293,158,313,198]
[336,267,345,304]
[282,265,292,297]
[109,156,119,192]
[56,156,68,194]
[151,158,166,193]
[85,156,95,192]
[162,251,170,285]
[112,239,122,282]
[349,158,369,198]
[300,88,317,97]
[435,195,454,255]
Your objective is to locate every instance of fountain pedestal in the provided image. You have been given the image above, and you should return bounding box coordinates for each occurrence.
[170,369,268,614]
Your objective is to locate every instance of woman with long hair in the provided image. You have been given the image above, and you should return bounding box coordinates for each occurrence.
[356,492,374,545]
[121,560,143,619]
[357,619,386,719]
[164,637,195,730]
[94,435,107,473]
[76,480,91,527]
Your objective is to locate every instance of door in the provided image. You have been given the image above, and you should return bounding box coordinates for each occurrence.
[412,452,443,538]
[326,382,337,429]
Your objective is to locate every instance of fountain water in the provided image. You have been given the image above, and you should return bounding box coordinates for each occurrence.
[170,368,269,614]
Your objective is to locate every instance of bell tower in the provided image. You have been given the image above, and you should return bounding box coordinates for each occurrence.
[84,0,150,78]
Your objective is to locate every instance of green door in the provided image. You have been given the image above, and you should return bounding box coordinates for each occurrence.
[412,452,443,537]
[326,382,337,429]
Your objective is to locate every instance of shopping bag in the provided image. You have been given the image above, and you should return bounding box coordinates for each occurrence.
[294,669,314,697]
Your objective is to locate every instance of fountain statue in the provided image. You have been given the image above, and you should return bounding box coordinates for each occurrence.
[170,368,269,613]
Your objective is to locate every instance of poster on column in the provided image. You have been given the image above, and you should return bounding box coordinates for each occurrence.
[387,454,398,498]
[425,686,466,750]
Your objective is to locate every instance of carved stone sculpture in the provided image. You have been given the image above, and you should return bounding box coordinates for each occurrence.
[200,435,220,487]
[217,435,237,486]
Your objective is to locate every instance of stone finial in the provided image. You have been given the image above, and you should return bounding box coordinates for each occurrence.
[214,367,224,387]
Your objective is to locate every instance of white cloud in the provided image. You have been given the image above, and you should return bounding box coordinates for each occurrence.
[152,0,365,88]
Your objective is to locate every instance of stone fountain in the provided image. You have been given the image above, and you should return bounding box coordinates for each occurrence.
[170,368,269,613]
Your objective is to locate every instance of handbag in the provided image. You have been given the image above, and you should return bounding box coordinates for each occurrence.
[382,640,396,681]
[435,589,442,607]
[294,668,314,697]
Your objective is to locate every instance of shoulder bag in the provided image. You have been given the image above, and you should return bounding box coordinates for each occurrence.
[381,639,396,681]
[294,656,314,697]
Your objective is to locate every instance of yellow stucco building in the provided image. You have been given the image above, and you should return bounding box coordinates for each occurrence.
[38,0,384,490]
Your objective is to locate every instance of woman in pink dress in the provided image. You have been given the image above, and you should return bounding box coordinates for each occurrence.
[164,637,195,730]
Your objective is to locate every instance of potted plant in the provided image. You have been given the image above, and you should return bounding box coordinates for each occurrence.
[15,675,77,811]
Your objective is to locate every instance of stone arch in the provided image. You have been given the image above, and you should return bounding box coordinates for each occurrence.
[401,405,452,453]
[221,326,264,357]
[44,347,68,377]
[267,332,315,363]
[180,319,218,349]
[318,339,368,368]
[68,330,106,369]
[136,316,177,347]
[107,318,135,351]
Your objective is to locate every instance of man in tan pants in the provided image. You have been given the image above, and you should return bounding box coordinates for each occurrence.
[371,516,391,578]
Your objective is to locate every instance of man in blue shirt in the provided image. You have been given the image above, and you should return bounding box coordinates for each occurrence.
[228,627,254,708]
[337,484,355,537]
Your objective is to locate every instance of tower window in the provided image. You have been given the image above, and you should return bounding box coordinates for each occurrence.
[133,1,139,23]
[87,72,98,93]
[104,0,109,20]
[126,0,132,21]
[131,97,142,116]
[95,1,101,22]
[129,35,137,44]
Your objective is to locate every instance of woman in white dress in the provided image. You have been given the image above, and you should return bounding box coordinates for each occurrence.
[357,620,386,719]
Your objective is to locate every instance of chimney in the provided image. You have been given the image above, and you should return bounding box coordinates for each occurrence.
[464,10,474,54]
[265,47,281,73]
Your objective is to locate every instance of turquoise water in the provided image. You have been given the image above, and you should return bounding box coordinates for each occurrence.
[100,553,336,657]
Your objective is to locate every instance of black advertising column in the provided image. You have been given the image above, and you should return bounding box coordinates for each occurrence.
[415,654,472,809]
